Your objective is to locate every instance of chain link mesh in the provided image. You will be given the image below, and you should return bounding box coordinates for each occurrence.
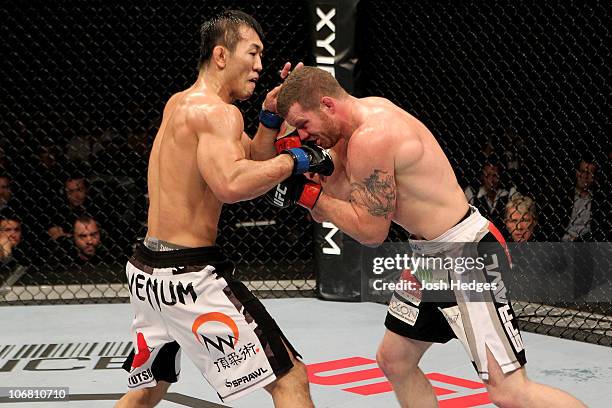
[356,0,611,345]
[0,0,314,303]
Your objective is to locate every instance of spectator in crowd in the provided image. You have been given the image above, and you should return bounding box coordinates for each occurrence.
[66,176,89,208]
[52,216,116,269]
[0,210,51,269]
[504,194,538,242]
[504,195,581,304]
[0,172,46,264]
[563,153,609,299]
[464,159,516,229]
[0,215,26,288]
[561,157,598,242]
[72,216,102,262]
[531,155,605,300]
[47,175,98,240]
[0,216,22,262]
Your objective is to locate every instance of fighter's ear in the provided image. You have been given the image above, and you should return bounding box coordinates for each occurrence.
[321,96,335,113]
[212,45,228,69]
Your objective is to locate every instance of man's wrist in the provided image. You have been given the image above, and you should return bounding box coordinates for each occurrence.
[259,109,283,129]
[309,191,326,215]
[277,153,295,175]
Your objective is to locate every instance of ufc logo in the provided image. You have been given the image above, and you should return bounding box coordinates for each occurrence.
[273,185,288,207]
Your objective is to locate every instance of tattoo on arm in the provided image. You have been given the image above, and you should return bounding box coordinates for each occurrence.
[350,169,396,218]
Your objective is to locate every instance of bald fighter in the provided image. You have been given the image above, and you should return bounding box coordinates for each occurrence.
[115,12,332,408]
[270,66,585,408]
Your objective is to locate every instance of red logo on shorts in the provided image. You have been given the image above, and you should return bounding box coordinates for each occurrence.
[131,332,151,368]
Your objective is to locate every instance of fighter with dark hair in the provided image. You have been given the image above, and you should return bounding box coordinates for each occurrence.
[114,11,330,408]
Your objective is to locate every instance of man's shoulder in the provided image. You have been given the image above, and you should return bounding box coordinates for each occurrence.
[347,126,387,156]
[359,99,419,134]
[183,97,242,131]
[361,96,407,118]
[350,114,394,141]
[345,126,405,171]
[349,115,421,156]
[362,96,394,107]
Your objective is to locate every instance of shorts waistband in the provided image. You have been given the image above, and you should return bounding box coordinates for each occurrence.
[133,243,227,269]
[454,207,472,227]
[143,236,189,251]
[409,205,489,254]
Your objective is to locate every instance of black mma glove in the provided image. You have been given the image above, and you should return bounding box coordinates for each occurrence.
[281,141,334,176]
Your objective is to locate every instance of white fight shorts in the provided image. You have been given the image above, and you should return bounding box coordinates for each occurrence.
[385,206,526,380]
[122,244,300,402]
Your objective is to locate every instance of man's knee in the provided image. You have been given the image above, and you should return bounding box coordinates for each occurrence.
[376,337,421,379]
[377,346,411,379]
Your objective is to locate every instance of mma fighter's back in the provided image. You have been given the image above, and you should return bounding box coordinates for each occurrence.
[147,90,224,247]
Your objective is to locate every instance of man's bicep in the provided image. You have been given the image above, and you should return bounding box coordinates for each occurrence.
[349,168,397,219]
[195,107,246,187]
[347,137,397,220]
[196,129,246,184]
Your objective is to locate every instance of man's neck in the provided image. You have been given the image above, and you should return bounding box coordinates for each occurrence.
[194,69,233,103]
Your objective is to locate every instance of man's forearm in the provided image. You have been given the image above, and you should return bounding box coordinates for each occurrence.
[311,193,383,246]
[224,154,293,203]
[250,124,278,161]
